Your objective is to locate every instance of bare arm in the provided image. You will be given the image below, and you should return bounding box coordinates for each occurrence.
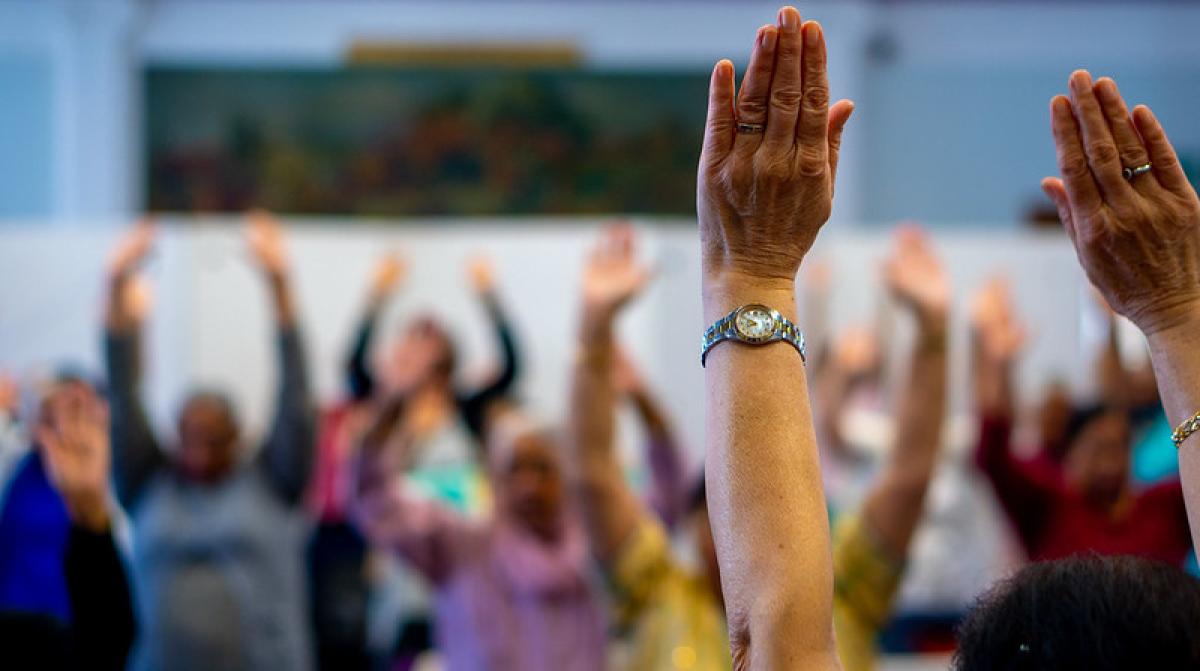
[697,7,854,669]
[859,226,949,557]
[614,345,690,528]
[969,278,1024,420]
[566,226,648,564]
[1042,72,1200,550]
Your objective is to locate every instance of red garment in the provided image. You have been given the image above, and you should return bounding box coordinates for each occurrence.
[308,402,372,522]
[976,414,1191,564]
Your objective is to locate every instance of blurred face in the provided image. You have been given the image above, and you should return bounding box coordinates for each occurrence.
[386,316,454,392]
[177,396,239,483]
[1038,383,1073,456]
[494,433,564,541]
[1064,412,1132,506]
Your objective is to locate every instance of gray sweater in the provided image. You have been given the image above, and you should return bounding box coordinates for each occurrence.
[105,327,316,671]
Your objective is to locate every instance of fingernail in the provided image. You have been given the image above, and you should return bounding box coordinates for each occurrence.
[1070,70,1091,92]
[805,22,821,46]
[762,27,777,51]
[779,7,799,32]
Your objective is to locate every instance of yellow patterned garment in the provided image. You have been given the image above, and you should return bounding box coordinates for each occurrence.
[832,514,904,671]
[609,514,901,671]
[608,518,730,671]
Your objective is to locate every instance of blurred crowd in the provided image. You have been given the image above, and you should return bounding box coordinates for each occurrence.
[4,4,1200,671]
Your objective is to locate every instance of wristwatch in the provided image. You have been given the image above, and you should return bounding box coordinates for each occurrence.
[701,304,806,367]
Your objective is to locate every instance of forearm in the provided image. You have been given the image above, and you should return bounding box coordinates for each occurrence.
[104,272,136,334]
[104,331,162,505]
[476,290,522,397]
[267,272,297,328]
[861,318,948,556]
[814,366,853,454]
[263,325,315,502]
[569,310,642,563]
[635,394,688,528]
[66,524,136,671]
[1145,307,1200,551]
[703,280,837,667]
[972,341,1015,418]
[1096,317,1129,406]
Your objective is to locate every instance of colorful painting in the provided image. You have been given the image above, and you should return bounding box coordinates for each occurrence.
[145,66,710,217]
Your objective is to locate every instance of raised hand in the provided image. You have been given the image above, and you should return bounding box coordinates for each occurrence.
[368,253,407,305]
[245,209,290,279]
[107,217,157,281]
[581,224,651,320]
[36,384,111,531]
[698,6,855,295]
[883,225,949,327]
[971,277,1026,366]
[0,374,18,416]
[832,325,881,382]
[1043,71,1200,336]
[466,254,496,295]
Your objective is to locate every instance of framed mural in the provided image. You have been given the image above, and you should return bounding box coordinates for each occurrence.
[145,66,710,217]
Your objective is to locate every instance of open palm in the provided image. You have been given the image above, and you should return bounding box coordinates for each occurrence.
[582,224,650,316]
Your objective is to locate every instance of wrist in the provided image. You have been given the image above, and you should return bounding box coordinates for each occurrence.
[702,273,797,323]
[66,493,110,532]
[1138,297,1200,339]
[1145,301,1200,352]
[580,305,617,346]
[916,309,949,344]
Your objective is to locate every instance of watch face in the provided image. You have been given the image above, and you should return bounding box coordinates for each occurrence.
[734,305,776,342]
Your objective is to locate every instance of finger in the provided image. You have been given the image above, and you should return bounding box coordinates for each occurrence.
[733,25,778,150]
[1068,70,1129,198]
[764,6,803,149]
[1041,177,1077,245]
[827,99,855,197]
[795,21,830,175]
[35,425,63,465]
[1050,95,1103,218]
[701,60,737,164]
[1132,104,1192,195]
[1093,78,1152,191]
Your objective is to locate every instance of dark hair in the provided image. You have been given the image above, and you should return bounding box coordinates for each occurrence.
[954,555,1200,671]
[1061,403,1128,454]
[178,389,239,430]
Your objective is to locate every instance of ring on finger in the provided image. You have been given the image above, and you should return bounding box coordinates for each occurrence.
[736,122,766,135]
[1122,162,1152,181]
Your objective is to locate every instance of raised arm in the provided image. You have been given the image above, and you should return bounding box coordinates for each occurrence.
[346,254,406,402]
[36,384,136,671]
[858,226,949,557]
[614,344,690,529]
[567,225,650,563]
[460,255,522,439]
[1041,71,1200,550]
[697,8,854,669]
[103,219,165,509]
[246,211,316,505]
[970,278,1024,421]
